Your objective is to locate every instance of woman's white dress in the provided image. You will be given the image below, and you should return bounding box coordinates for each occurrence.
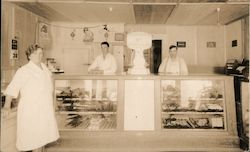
[5,61,59,151]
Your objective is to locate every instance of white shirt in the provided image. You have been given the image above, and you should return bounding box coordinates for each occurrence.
[88,53,117,74]
[5,61,59,151]
[158,56,188,75]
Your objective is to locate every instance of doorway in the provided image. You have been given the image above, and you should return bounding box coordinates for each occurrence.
[151,40,162,74]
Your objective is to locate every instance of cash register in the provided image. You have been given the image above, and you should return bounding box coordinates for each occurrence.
[225,59,249,78]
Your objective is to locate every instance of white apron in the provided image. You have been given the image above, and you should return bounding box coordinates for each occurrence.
[5,61,59,151]
[158,56,188,75]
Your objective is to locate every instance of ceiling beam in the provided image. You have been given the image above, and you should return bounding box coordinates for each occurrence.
[38,0,85,3]
[7,0,249,4]
[85,1,129,4]
[132,2,178,5]
[130,1,137,24]
[225,14,249,25]
[164,4,179,24]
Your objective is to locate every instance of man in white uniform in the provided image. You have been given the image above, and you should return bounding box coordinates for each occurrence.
[2,44,59,152]
[88,41,117,75]
[158,45,188,75]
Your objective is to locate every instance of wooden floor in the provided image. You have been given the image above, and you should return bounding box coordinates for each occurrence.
[45,138,244,152]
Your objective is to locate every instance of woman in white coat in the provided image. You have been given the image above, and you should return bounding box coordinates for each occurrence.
[2,44,59,152]
[158,45,188,75]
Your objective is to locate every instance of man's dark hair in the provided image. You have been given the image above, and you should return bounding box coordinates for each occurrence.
[169,45,177,50]
[101,41,109,47]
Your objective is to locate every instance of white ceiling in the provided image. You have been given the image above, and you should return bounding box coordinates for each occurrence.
[6,0,250,25]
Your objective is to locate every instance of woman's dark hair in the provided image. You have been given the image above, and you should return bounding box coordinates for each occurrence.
[101,41,109,47]
[169,45,178,50]
[25,44,42,61]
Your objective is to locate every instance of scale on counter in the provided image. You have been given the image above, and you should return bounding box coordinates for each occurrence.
[126,32,152,75]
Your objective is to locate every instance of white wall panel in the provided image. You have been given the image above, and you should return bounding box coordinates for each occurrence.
[225,20,242,60]
[197,26,225,66]
[124,80,154,130]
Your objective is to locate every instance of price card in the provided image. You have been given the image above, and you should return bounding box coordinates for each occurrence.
[10,49,18,59]
[10,39,18,59]
[211,117,223,128]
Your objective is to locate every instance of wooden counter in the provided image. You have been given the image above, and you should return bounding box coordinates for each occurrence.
[47,74,241,152]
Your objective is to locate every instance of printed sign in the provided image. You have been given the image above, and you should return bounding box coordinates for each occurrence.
[232,40,237,47]
[38,22,51,49]
[12,39,18,50]
[177,41,186,48]
[207,42,216,48]
[10,39,18,59]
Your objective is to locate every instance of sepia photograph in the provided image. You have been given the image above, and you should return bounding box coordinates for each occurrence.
[1,0,249,152]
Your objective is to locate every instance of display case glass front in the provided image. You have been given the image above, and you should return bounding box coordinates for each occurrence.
[55,79,118,130]
[161,79,225,130]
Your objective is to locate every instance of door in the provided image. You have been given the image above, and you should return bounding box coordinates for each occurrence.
[152,40,162,74]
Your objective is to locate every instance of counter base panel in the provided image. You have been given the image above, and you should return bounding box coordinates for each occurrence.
[45,132,240,152]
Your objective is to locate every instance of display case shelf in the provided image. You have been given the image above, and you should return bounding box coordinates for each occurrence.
[162,112,224,115]
[162,113,224,130]
[199,98,224,101]
[56,97,117,102]
[58,111,117,115]
[54,79,118,131]
[161,79,226,130]
[57,113,117,130]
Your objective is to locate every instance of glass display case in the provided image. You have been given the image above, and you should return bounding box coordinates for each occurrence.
[54,79,118,130]
[161,79,225,130]
[51,75,240,151]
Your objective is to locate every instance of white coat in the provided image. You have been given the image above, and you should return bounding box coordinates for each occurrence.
[5,61,59,151]
[158,56,188,75]
[88,53,117,74]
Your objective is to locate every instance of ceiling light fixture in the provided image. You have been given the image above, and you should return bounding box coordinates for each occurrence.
[216,7,221,26]
[70,29,76,40]
[109,7,113,12]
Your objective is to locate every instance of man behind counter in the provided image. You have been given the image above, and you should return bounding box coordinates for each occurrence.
[158,45,188,75]
[88,41,117,75]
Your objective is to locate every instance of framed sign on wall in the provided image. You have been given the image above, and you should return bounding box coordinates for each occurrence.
[115,33,125,41]
[232,40,237,47]
[207,42,216,48]
[177,41,186,48]
[38,22,51,49]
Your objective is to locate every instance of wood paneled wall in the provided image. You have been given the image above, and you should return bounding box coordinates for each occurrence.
[2,2,14,70]
[243,16,249,59]
[1,2,49,83]
[225,20,242,60]
[47,22,125,74]
[14,6,37,66]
